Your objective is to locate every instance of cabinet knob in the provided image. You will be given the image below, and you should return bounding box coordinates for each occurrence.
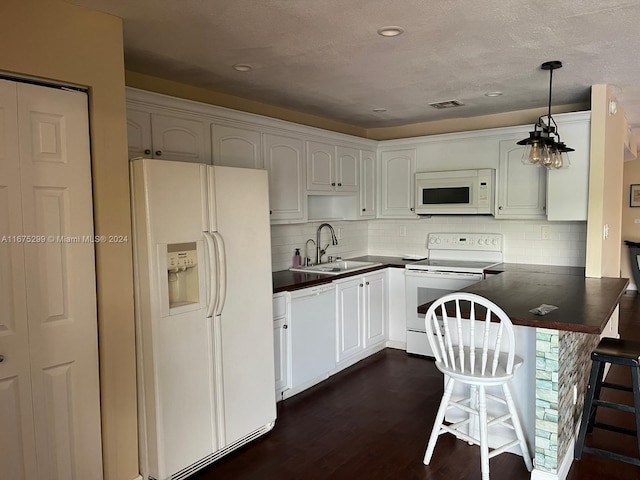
[144,149,151,155]
[270,210,273,214]
[359,284,363,287]
[331,182,336,186]
[155,150,162,156]
[498,206,503,210]
[283,324,288,329]
[410,207,415,212]
[0,354,4,363]
[362,208,366,212]
[366,282,370,285]
[338,183,342,186]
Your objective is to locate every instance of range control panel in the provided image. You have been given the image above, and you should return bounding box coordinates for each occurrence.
[427,233,502,251]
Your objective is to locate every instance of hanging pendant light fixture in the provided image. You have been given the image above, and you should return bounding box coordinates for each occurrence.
[517,61,574,169]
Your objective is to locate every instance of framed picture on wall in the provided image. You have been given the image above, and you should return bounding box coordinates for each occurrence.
[631,184,640,207]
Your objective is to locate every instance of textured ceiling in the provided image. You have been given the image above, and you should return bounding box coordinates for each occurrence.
[70,0,640,135]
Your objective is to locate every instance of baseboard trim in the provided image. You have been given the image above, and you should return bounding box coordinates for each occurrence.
[530,432,575,480]
[385,340,406,350]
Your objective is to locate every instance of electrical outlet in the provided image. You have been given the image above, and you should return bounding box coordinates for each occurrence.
[635,219,640,224]
[399,226,407,237]
[541,226,551,240]
[336,228,343,240]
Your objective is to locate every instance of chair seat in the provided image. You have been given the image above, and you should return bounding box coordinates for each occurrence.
[435,350,524,386]
[592,337,640,367]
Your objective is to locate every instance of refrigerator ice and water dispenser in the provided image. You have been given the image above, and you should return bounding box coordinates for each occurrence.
[166,242,199,308]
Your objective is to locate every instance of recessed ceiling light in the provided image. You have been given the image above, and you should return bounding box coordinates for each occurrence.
[377,26,404,37]
[233,64,253,72]
[485,91,503,97]
[373,108,387,113]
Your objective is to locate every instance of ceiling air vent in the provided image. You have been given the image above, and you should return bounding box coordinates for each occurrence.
[428,99,465,109]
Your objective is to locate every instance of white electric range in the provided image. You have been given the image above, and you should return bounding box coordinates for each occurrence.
[405,232,503,357]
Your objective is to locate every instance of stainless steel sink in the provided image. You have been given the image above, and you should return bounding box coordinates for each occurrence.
[289,260,382,276]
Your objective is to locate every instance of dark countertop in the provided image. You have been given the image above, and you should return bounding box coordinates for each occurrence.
[272,256,413,293]
[486,263,586,276]
[418,271,629,334]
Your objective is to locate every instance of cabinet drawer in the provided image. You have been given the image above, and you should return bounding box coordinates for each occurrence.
[273,294,287,318]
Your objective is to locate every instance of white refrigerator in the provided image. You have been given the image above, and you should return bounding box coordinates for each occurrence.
[130,158,277,480]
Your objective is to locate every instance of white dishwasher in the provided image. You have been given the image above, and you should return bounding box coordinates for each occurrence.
[288,283,336,391]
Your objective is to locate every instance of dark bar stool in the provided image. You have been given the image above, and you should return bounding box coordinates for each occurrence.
[574,337,640,466]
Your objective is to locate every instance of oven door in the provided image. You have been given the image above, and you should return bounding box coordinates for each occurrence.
[405,270,484,356]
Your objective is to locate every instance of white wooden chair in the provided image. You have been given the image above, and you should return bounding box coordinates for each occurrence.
[422,292,533,480]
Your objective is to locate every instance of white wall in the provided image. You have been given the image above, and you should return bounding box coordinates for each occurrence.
[271,217,587,271]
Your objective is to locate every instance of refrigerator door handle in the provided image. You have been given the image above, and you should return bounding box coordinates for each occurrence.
[203,232,217,318]
[211,231,227,316]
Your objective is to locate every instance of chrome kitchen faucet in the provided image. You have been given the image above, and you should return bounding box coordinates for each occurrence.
[316,223,338,264]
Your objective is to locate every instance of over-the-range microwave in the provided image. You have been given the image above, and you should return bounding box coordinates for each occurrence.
[415,168,495,215]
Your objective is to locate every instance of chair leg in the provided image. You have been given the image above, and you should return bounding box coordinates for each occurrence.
[478,385,490,480]
[503,382,533,471]
[424,377,456,465]
[631,366,640,459]
[468,384,478,444]
[575,359,603,459]
[587,361,605,433]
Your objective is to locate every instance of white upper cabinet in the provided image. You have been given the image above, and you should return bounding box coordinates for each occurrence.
[211,123,262,169]
[335,146,359,192]
[359,149,376,218]
[150,113,211,163]
[127,108,152,158]
[306,141,334,191]
[379,148,417,218]
[496,137,547,219]
[126,107,211,163]
[306,141,359,192]
[546,112,591,221]
[264,133,306,223]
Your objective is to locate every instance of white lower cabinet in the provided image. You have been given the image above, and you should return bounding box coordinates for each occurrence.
[272,293,289,399]
[335,271,387,366]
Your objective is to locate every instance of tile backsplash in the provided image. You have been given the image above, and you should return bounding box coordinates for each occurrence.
[270,217,587,272]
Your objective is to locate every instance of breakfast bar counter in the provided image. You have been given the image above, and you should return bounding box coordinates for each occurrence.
[418,267,629,479]
[418,269,629,334]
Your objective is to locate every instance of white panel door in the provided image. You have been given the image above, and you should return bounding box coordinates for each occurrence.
[17,82,102,480]
[364,273,386,347]
[264,133,306,222]
[359,149,376,218]
[151,112,211,163]
[380,149,417,218]
[306,140,335,191]
[0,80,38,480]
[336,278,363,363]
[336,146,359,192]
[211,123,262,169]
[496,138,546,219]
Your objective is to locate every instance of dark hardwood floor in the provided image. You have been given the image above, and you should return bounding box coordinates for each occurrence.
[192,292,640,480]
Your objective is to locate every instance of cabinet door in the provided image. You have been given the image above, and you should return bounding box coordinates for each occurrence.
[150,112,211,163]
[380,149,417,218]
[264,134,306,222]
[273,317,289,396]
[359,149,376,218]
[546,114,591,221]
[127,108,152,159]
[496,139,546,219]
[336,278,364,362]
[211,123,262,169]
[364,273,386,347]
[336,146,359,192]
[306,141,335,191]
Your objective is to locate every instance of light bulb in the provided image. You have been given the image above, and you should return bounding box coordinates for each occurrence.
[551,150,563,169]
[541,144,553,168]
[528,142,542,164]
